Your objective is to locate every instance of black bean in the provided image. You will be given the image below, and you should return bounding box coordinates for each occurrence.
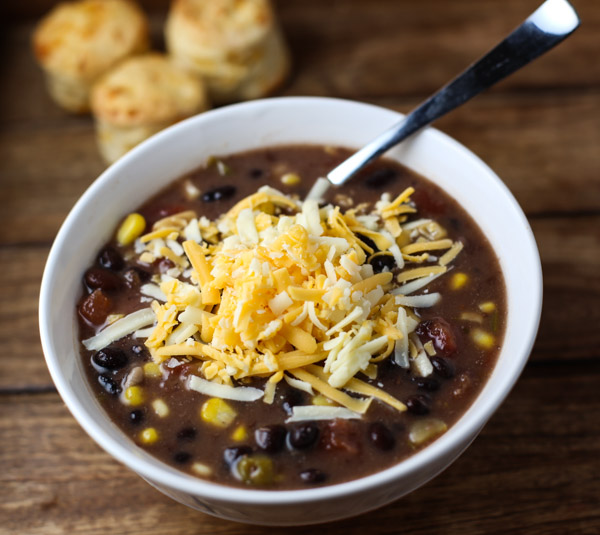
[249,168,264,179]
[92,347,128,371]
[84,267,121,292]
[300,468,327,484]
[255,425,286,453]
[449,217,461,231]
[406,395,430,415]
[97,246,124,271]
[288,423,319,450]
[223,446,252,466]
[368,254,395,274]
[414,377,441,391]
[123,267,150,288]
[365,168,397,189]
[202,185,236,202]
[280,389,304,416]
[431,356,456,379]
[129,409,144,425]
[356,233,378,252]
[174,452,192,464]
[98,374,121,395]
[177,427,197,441]
[368,422,395,451]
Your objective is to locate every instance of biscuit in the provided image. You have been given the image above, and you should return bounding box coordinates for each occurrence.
[91,53,210,163]
[165,0,290,104]
[33,0,149,112]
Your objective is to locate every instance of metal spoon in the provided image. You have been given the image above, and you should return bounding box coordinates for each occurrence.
[308,0,580,199]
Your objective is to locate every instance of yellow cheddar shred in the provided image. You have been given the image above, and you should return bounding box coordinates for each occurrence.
[289,368,371,414]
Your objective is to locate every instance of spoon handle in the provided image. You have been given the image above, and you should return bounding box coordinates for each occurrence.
[326,0,580,186]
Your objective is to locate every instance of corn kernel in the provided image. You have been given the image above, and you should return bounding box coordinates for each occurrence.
[409,418,447,446]
[231,425,248,442]
[472,328,496,350]
[117,213,146,246]
[124,386,144,406]
[424,340,437,356]
[281,172,301,186]
[312,394,336,406]
[140,427,159,444]
[106,314,124,325]
[192,462,212,477]
[143,362,161,378]
[152,399,169,417]
[450,272,468,290]
[479,301,496,314]
[200,397,237,428]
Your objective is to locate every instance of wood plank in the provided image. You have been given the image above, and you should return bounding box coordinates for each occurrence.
[2,213,598,389]
[532,215,600,360]
[0,246,52,389]
[0,122,104,246]
[1,363,599,534]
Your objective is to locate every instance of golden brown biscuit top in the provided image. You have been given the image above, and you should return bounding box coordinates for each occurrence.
[169,0,274,52]
[33,0,148,80]
[91,54,208,127]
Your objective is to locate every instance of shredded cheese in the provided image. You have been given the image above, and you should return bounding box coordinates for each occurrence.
[188,375,263,401]
[88,181,466,414]
[286,405,362,423]
[83,308,155,351]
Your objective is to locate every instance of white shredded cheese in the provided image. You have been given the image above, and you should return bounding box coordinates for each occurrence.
[412,350,434,377]
[307,301,327,331]
[402,218,433,231]
[188,375,264,401]
[285,405,362,423]
[393,271,446,295]
[83,308,155,351]
[237,208,259,245]
[326,306,364,335]
[133,326,155,338]
[302,199,324,237]
[305,177,330,201]
[268,291,293,316]
[394,293,441,308]
[284,375,314,395]
[394,307,410,368]
[140,283,167,302]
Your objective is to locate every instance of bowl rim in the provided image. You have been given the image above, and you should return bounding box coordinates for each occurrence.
[39,96,542,506]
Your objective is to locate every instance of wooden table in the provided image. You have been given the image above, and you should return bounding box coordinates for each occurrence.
[2,1,599,533]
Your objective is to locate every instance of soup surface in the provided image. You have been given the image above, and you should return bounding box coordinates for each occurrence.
[77,145,506,489]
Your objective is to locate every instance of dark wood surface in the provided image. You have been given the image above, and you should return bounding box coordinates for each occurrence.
[1,1,599,533]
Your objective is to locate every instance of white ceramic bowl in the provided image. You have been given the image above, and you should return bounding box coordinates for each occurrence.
[39,97,542,525]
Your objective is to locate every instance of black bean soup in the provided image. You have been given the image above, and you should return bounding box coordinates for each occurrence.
[77,145,506,489]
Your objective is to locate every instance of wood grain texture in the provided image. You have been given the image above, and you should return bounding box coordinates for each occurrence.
[2,365,599,535]
[1,0,599,533]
